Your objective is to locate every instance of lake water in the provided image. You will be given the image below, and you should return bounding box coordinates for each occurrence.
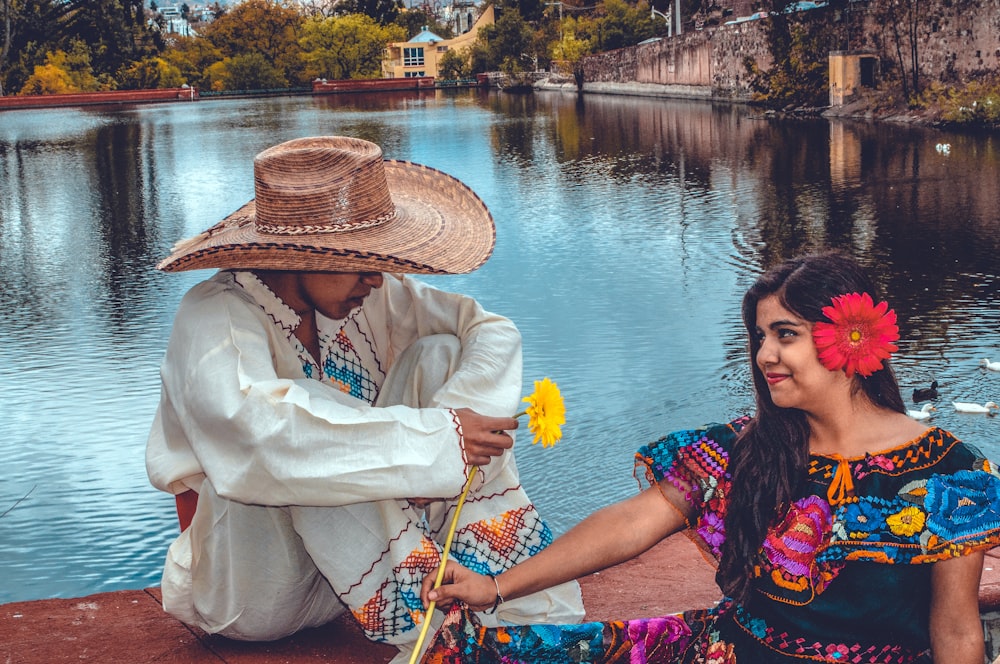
[1,90,998,604]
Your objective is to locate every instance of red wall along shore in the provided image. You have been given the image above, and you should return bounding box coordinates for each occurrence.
[0,87,199,111]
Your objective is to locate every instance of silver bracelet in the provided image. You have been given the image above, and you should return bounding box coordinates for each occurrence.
[486,574,504,614]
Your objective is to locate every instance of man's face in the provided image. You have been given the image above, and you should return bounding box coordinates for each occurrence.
[298,271,384,320]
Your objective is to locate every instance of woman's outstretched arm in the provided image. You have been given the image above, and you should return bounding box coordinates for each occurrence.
[929,550,985,664]
[422,483,690,611]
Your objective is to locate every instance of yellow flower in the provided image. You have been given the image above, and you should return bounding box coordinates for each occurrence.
[886,505,926,537]
[521,377,565,447]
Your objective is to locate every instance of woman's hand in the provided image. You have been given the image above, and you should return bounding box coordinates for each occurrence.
[420,560,499,612]
[454,408,517,467]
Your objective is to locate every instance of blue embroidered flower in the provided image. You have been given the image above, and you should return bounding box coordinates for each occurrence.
[843,500,884,537]
[925,470,1000,536]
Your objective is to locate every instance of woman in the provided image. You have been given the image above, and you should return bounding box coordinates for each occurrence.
[419,252,1000,663]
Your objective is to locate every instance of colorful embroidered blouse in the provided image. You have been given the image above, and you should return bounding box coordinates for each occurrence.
[419,419,1000,664]
[632,418,1000,662]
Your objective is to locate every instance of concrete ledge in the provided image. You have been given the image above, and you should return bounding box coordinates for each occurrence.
[581,81,715,99]
[2,536,998,663]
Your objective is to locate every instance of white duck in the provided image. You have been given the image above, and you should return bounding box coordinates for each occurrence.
[952,401,999,414]
[980,358,1000,372]
[906,403,937,420]
[907,404,937,420]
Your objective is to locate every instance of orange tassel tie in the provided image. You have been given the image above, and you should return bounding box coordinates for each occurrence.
[827,455,855,506]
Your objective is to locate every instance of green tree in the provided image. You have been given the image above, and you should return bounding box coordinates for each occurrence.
[18,39,103,93]
[870,0,921,102]
[748,3,843,108]
[61,0,162,77]
[2,0,163,93]
[299,13,404,80]
[117,55,184,88]
[202,0,306,85]
[1,0,10,93]
[549,18,593,86]
[476,5,534,72]
[211,51,288,90]
[466,40,491,75]
[336,0,402,26]
[2,0,75,94]
[162,34,222,91]
[592,0,655,51]
[437,46,470,80]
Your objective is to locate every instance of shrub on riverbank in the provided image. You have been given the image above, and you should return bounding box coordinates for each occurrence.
[914,77,1000,127]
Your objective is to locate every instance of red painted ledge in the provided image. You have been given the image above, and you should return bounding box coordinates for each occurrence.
[0,88,199,111]
[311,77,435,94]
[1,537,998,663]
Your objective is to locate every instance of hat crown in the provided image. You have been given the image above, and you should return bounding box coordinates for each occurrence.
[253,136,396,235]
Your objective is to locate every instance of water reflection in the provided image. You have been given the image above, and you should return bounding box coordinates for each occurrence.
[0,91,997,604]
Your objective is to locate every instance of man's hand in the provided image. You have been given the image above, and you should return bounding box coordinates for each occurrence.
[454,408,517,466]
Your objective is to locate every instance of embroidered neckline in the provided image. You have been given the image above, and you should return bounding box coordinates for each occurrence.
[809,426,940,462]
[231,270,300,341]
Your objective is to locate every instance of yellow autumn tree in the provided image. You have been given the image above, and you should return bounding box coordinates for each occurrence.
[19,62,75,95]
[201,0,307,85]
[117,57,185,89]
[163,35,223,92]
[18,40,103,95]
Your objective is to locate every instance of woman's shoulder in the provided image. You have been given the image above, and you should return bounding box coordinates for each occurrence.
[639,416,751,455]
[868,426,994,477]
[634,416,751,482]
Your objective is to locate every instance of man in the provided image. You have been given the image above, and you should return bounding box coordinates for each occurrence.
[146,136,584,662]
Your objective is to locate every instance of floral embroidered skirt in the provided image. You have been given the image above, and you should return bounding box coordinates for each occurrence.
[419,604,707,664]
[418,602,929,664]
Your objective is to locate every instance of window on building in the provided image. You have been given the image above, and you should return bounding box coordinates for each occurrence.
[403,47,425,67]
[404,71,426,78]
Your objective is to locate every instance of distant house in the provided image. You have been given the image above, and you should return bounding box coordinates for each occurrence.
[382,4,495,80]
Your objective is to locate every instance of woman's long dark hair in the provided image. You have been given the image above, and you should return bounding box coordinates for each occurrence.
[716,252,906,604]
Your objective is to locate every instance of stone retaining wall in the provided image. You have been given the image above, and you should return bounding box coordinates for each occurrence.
[578,0,999,101]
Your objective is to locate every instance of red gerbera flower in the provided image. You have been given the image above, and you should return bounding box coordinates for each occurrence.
[812,292,899,378]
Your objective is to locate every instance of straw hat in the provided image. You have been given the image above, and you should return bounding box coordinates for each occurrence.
[157,136,495,274]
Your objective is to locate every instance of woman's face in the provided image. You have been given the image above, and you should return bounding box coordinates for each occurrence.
[754,295,847,412]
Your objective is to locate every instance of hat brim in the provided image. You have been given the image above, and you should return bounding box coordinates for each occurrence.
[157,160,495,275]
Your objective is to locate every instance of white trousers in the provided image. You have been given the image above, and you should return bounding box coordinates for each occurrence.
[160,335,584,661]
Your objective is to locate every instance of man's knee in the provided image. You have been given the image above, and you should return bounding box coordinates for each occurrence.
[409,333,460,352]
[377,334,461,408]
